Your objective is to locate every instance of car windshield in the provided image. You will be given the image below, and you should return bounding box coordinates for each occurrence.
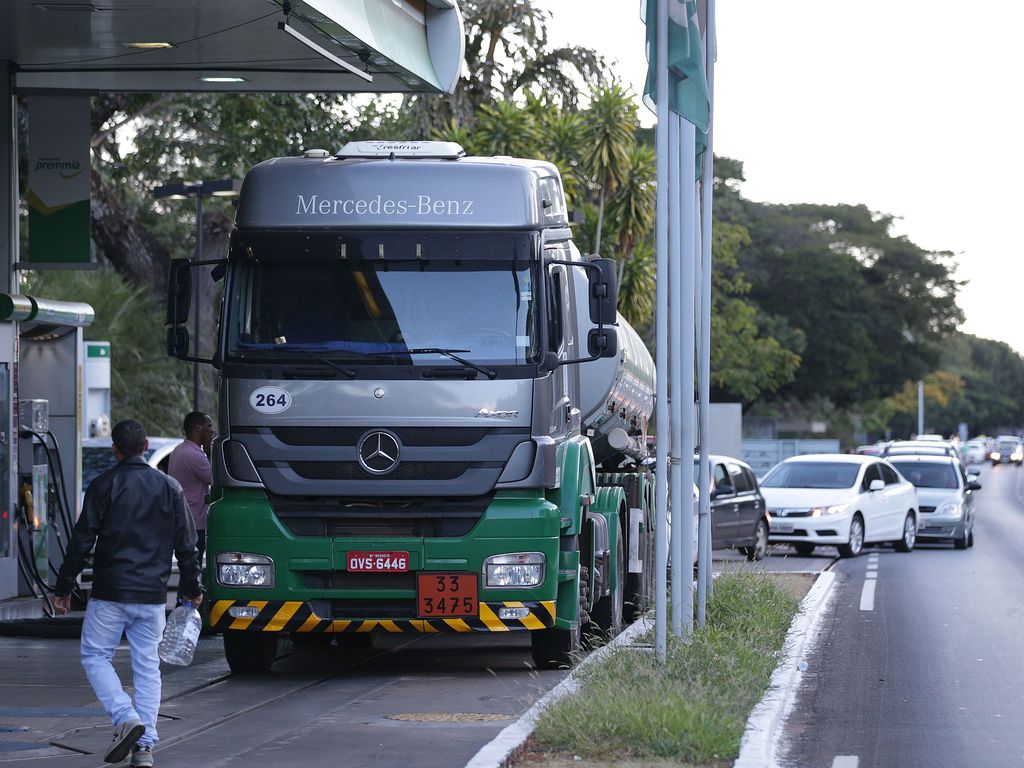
[761,462,861,489]
[889,461,959,489]
[997,441,1019,451]
[224,230,541,369]
[82,444,162,492]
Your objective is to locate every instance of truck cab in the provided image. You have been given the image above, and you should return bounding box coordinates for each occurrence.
[166,141,654,672]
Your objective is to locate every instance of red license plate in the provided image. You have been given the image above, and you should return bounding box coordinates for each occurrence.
[347,551,410,572]
[416,573,478,618]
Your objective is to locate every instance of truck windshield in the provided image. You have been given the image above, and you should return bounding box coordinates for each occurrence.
[224,232,541,368]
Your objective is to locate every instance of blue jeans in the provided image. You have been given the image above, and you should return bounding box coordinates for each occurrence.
[81,598,166,748]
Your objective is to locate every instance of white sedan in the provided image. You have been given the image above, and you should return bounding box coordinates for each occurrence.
[760,454,919,558]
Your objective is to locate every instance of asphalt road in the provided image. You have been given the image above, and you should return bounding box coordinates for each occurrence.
[780,461,1024,768]
[0,630,565,768]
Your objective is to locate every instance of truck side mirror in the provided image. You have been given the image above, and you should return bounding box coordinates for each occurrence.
[166,258,192,326]
[588,327,618,358]
[167,325,190,358]
[588,258,618,326]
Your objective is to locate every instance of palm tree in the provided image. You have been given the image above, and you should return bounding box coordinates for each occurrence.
[534,106,585,207]
[606,144,656,283]
[474,101,538,157]
[582,84,637,258]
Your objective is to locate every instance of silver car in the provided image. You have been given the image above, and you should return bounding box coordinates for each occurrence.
[887,455,979,549]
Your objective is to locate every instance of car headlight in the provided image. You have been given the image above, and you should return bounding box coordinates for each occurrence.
[216,552,275,588]
[936,502,963,519]
[811,503,848,517]
[483,552,545,588]
[991,451,1001,460]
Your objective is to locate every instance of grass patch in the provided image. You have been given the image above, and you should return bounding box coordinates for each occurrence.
[529,572,801,766]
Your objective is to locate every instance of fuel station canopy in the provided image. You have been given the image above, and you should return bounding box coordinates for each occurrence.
[2,0,464,95]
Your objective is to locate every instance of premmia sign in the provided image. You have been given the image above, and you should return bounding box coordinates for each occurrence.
[296,194,476,217]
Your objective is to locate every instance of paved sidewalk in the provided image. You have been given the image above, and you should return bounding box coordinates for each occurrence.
[0,589,227,766]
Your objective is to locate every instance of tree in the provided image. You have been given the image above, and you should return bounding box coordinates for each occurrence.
[19,269,189,435]
[581,84,637,259]
[412,0,604,133]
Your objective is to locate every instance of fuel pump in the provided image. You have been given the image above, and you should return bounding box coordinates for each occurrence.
[17,400,51,597]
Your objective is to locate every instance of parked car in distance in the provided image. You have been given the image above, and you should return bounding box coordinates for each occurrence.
[697,455,770,561]
[881,439,961,462]
[855,444,886,456]
[760,454,919,558]
[887,455,979,550]
[81,436,183,502]
[991,436,1024,466]
[962,438,989,464]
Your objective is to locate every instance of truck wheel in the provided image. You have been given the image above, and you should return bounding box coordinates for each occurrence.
[531,566,587,670]
[590,519,624,640]
[224,630,278,674]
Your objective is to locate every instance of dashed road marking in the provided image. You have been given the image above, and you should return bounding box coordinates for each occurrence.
[860,580,876,611]
[832,757,859,768]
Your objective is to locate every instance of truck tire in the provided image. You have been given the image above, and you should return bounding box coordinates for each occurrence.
[224,630,278,674]
[531,566,587,670]
[590,519,624,640]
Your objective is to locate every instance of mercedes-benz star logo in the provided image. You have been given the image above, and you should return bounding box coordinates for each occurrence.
[357,430,402,475]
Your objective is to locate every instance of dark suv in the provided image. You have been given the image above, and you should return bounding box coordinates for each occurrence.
[697,455,770,560]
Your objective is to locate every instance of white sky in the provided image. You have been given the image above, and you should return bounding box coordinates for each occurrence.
[539,0,1024,355]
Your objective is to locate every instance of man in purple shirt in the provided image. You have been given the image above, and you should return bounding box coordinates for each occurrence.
[167,411,213,569]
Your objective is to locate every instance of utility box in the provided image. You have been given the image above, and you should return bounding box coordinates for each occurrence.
[84,341,111,439]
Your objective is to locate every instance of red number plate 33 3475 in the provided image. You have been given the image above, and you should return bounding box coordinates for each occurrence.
[347,551,410,572]
[417,573,478,618]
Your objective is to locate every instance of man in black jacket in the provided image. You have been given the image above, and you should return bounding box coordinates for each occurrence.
[54,420,202,766]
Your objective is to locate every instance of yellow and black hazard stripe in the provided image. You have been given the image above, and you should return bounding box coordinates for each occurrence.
[208,599,556,634]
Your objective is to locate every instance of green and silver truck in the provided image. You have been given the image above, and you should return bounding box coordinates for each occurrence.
[166,141,657,672]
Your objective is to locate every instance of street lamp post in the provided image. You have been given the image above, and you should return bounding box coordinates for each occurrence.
[153,178,241,412]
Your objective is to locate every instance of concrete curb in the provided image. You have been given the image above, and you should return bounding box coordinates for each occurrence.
[464,617,654,768]
[733,570,837,768]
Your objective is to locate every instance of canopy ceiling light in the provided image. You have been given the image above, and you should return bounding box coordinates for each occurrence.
[278,21,373,83]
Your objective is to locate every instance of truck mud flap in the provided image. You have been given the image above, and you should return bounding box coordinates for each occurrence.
[208,599,556,634]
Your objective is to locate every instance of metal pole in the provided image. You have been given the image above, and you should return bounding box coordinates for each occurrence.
[679,117,697,638]
[653,0,670,663]
[668,115,683,638]
[697,0,717,620]
[193,188,203,413]
[921,380,929,438]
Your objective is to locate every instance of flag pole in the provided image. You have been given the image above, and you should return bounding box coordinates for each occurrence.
[697,0,717,617]
[679,114,697,637]
[653,0,671,663]
[668,113,683,638]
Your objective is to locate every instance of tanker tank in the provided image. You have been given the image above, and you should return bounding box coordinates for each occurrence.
[577,310,655,466]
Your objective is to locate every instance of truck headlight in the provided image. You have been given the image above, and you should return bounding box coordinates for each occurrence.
[811,503,848,517]
[936,502,963,519]
[483,552,545,588]
[216,552,275,588]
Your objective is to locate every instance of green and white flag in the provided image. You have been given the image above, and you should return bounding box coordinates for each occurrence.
[642,0,710,132]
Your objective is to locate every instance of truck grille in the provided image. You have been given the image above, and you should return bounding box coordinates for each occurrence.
[270,426,519,447]
[302,572,417,590]
[290,461,486,481]
[269,492,495,538]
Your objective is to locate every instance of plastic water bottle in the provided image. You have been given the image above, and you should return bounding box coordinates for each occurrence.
[159,601,202,666]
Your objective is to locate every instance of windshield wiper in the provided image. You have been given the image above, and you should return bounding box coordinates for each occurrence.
[297,349,357,379]
[369,348,497,380]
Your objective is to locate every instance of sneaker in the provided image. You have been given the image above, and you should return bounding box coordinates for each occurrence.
[104,718,145,763]
[131,746,154,767]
